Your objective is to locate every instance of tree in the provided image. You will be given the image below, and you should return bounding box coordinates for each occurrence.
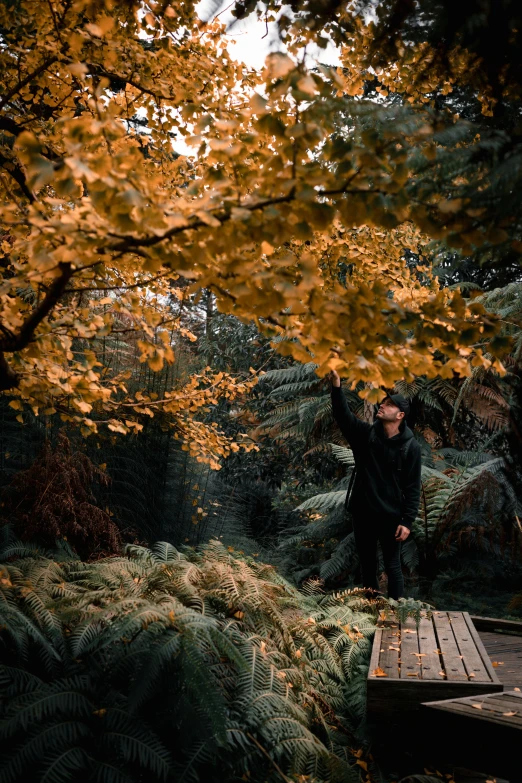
[0,0,508,461]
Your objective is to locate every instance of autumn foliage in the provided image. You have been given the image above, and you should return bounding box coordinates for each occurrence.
[0,0,512,473]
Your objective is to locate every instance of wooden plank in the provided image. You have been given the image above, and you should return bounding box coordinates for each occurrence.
[368,678,502,717]
[468,697,522,719]
[478,629,522,686]
[424,691,522,708]
[368,627,382,677]
[399,616,420,679]
[427,700,522,728]
[448,612,490,681]
[480,630,522,650]
[378,625,400,678]
[417,616,443,681]
[469,692,522,706]
[432,611,468,681]
[464,612,502,684]
[423,691,522,729]
[470,615,522,634]
[481,693,522,707]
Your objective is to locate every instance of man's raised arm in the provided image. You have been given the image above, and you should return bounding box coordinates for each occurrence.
[329,370,372,447]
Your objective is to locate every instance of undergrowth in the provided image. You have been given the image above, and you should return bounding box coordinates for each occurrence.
[0,531,428,783]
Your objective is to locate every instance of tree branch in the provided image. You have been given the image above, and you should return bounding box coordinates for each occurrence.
[0,351,19,391]
[0,262,74,353]
[0,56,59,111]
[0,153,35,202]
[105,182,377,255]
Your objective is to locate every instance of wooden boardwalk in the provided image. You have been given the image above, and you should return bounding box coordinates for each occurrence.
[367,611,503,717]
[472,616,522,690]
[425,689,522,728]
[367,614,522,780]
[422,690,522,780]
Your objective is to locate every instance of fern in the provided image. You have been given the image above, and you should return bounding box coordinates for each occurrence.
[0,536,379,783]
[319,534,357,582]
[295,490,348,514]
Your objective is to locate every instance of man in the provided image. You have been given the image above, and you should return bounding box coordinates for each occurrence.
[329,369,422,600]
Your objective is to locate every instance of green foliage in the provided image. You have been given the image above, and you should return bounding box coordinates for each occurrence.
[0,533,391,783]
[278,440,522,594]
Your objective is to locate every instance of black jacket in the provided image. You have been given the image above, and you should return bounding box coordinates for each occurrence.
[331,385,421,529]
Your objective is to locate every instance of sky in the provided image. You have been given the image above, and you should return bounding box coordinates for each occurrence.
[165,2,341,155]
[196,1,341,70]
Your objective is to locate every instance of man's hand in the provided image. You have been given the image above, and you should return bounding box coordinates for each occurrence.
[395,525,410,542]
[328,369,341,388]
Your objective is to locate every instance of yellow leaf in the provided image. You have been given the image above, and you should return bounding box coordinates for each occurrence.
[148,354,164,371]
[67,62,88,76]
[261,241,274,255]
[438,198,463,213]
[265,52,295,79]
[297,75,318,96]
[75,400,92,414]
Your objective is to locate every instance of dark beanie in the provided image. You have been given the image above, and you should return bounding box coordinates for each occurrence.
[385,393,410,415]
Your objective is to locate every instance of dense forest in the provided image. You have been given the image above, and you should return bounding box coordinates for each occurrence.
[1,0,521,781]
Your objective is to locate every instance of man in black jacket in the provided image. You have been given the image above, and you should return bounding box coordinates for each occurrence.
[329,370,421,599]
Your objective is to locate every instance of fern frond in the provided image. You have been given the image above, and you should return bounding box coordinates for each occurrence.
[101,708,172,779]
[295,491,347,514]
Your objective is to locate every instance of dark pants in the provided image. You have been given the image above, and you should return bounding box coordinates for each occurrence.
[352,515,404,600]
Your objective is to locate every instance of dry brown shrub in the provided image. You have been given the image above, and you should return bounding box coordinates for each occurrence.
[2,432,120,559]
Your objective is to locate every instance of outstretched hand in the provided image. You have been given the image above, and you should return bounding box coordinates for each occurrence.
[328,370,341,387]
[395,525,410,542]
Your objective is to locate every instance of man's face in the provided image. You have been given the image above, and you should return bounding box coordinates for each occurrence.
[376,397,404,422]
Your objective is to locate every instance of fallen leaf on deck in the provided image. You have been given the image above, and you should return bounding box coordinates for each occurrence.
[468,673,475,677]
[502,711,518,716]
[389,646,400,651]
[492,661,504,666]
[439,671,446,676]
[472,703,483,710]
[515,687,521,691]
[372,667,388,677]
[407,673,419,677]
[412,652,426,657]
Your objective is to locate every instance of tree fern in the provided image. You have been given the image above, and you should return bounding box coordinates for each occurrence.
[101,708,172,779]
[1,536,384,783]
[295,490,348,515]
[319,534,358,582]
